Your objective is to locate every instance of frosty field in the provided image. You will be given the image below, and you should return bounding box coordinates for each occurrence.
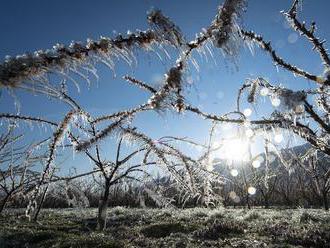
[1,0,330,248]
[1,207,329,248]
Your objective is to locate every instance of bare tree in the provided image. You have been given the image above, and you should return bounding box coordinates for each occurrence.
[291,148,330,210]
[86,136,155,231]
[0,126,47,213]
[0,0,329,220]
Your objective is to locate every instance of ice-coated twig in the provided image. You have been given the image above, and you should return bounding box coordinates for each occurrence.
[303,100,330,133]
[91,103,151,124]
[241,30,325,85]
[147,9,185,48]
[0,29,170,91]
[25,109,88,218]
[186,103,330,156]
[75,117,125,151]
[123,75,157,94]
[283,0,330,68]
[0,114,57,126]
[147,0,248,112]
[210,0,246,53]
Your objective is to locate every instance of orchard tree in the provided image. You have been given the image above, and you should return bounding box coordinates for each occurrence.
[0,0,248,222]
[0,0,329,224]
[0,126,47,213]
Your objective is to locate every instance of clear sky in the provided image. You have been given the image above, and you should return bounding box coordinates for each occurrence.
[0,0,329,173]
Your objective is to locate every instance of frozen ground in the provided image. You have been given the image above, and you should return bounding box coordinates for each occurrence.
[0,207,330,247]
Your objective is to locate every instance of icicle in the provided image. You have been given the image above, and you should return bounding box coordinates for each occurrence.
[147,9,185,47]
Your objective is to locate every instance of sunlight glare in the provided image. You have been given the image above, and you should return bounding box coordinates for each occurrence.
[220,138,250,162]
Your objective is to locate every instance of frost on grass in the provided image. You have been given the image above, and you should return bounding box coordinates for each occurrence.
[1,1,330,244]
[1,208,330,247]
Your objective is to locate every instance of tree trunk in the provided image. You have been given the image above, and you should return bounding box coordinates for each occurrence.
[97,179,111,231]
[0,194,10,214]
[246,194,251,209]
[33,185,49,221]
[139,192,146,208]
[264,196,269,209]
[323,192,329,211]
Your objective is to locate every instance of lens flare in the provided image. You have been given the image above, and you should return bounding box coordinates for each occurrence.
[248,186,256,195]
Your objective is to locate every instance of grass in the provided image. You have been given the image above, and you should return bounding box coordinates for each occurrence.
[141,222,194,238]
[0,207,329,247]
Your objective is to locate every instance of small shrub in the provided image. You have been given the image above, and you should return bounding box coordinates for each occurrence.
[141,222,190,238]
[259,222,290,237]
[192,210,209,218]
[260,222,330,247]
[299,212,319,224]
[156,210,172,219]
[57,233,123,248]
[111,206,127,215]
[244,211,261,221]
[208,211,226,221]
[194,219,246,240]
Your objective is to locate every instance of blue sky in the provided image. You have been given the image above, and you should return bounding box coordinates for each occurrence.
[0,0,329,173]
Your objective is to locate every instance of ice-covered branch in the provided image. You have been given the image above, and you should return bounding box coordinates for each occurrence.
[0,29,170,92]
[123,75,157,94]
[303,100,330,133]
[147,0,247,112]
[0,114,57,126]
[75,117,125,151]
[25,109,88,218]
[186,103,330,156]
[210,0,246,53]
[147,9,185,48]
[284,0,330,68]
[91,103,151,124]
[241,30,325,84]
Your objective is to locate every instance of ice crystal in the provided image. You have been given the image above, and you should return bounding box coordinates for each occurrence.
[148,9,185,48]
[211,0,247,56]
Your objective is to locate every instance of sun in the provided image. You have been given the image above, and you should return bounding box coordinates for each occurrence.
[218,138,250,162]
